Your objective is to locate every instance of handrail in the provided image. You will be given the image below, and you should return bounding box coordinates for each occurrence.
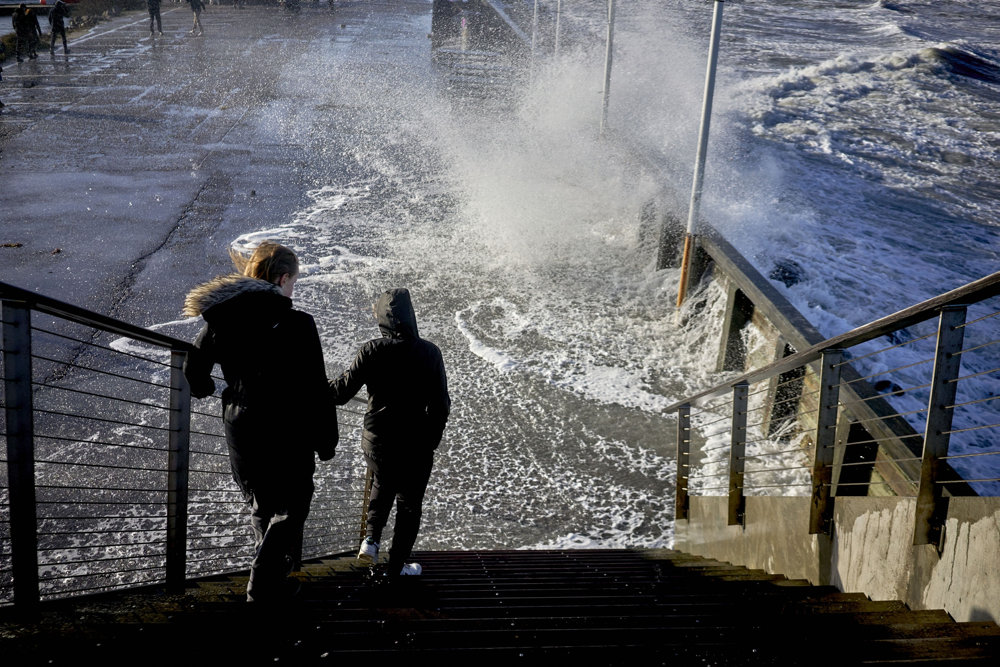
[2,280,368,612]
[664,270,1000,413]
[671,270,1000,548]
[0,280,193,352]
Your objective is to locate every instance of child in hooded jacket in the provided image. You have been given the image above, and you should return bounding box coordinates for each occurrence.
[329,288,450,577]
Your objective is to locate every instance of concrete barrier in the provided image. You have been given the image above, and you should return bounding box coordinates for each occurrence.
[674,495,1000,623]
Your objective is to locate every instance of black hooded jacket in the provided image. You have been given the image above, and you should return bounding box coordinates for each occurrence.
[329,288,450,463]
[182,275,337,500]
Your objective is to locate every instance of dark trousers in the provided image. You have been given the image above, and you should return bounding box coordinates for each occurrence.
[51,26,67,51]
[14,33,32,59]
[149,7,162,33]
[247,484,312,600]
[365,452,433,574]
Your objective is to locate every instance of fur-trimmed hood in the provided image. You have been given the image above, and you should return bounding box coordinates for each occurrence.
[183,274,284,318]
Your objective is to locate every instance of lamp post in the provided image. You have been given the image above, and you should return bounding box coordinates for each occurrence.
[676,0,725,309]
[555,0,563,57]
[531,0,540,57]
[600,0,617,136]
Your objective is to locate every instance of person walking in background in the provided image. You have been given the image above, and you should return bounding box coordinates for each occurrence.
[48,0,71,55]
[188,0,205,35]
[183,241,338,603]
[11,4,33,62]
[329,288,450,578]
[25,5,42,59]
[147,0,163,37]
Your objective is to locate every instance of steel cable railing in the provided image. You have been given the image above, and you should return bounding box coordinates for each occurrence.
[670,272,1000,542]
[1,280,370,610]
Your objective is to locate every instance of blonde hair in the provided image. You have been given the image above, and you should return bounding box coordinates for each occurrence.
[229,241,298,285]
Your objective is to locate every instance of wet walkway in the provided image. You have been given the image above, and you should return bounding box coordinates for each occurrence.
[0,0,514,325]
[1,1,679,555]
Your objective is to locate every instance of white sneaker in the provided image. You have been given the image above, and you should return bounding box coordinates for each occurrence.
[357,537,379,564]
[399,562,422,576]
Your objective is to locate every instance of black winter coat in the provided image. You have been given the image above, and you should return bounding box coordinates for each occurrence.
[49,1,69,29]
[329,288,450,464]
[182,275,337,502]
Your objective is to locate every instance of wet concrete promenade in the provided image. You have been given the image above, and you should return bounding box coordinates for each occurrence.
[0,0,503,325]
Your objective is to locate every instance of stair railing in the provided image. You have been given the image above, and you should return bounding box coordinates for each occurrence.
[1,280,365,612]
[667,271,1000,546]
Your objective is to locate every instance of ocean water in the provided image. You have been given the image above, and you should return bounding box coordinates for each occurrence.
[552,0,1000,310]
[147,0,999,550]
[543,0,1000,490]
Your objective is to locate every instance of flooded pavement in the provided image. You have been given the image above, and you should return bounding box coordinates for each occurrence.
[1,1,687,551]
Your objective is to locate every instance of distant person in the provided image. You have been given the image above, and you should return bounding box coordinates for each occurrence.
[188,0,205,35]
[26,5,43,59]
[147,0,163,37]
[11,4,34,62]
[48,0,71,54]
[183,241,338,603]
[329,288,450,578]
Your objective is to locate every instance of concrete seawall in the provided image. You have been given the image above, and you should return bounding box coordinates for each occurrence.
[675,496,1000,624]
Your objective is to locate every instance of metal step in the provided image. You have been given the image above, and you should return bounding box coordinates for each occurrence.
[3,549,999,665]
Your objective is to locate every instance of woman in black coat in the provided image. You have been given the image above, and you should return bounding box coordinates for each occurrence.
[183,241,337,602]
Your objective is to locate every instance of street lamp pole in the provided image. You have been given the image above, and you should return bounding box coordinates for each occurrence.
[600,0,617,137]
[555,0,563,57]
[677,0,725,309]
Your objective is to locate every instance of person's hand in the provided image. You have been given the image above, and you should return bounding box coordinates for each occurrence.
[317,444,336,462]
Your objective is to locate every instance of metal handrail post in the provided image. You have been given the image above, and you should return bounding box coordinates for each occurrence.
[809,350,843,534]
[728,381,747,526]
[166,348,191,592]
[675,404,691,521]
[2,300,40,612]
[912,306,967,546]
[676,0,725,305]
[599,0,617,136]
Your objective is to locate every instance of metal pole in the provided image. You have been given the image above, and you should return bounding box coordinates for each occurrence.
[554,0,563,57]
[600,0,617,136]
[676,0,725,309]
[675,404,691,521]
[728,381,747,526]
[912,306,967,546]
[531,0,540,58]
[166,348,191,592]
[2,300,40,613]
[809,350,843,535]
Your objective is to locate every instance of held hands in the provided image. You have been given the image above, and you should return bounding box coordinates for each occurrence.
[317,443,336,462]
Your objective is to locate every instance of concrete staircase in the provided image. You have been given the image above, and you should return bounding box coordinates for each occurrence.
[2,549,999,665]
